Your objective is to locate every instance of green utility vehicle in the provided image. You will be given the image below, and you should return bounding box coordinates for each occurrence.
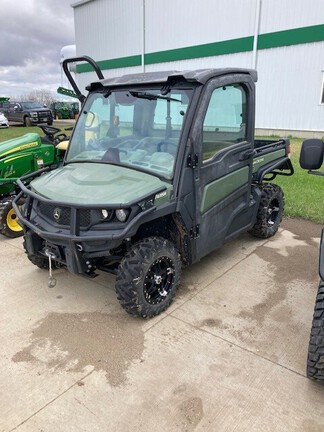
[0,126,68,237]
[14,56,294,318]
[300,139,324,383]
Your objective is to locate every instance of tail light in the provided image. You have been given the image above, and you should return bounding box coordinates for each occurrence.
[287,143,291,158]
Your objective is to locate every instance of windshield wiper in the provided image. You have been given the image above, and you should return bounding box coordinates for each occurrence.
[129,91,181,103]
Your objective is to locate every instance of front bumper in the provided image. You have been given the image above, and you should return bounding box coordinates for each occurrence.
[30,111,52,124]
[13,176,165,275]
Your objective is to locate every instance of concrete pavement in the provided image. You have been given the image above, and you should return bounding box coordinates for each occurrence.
[1,219,324,431]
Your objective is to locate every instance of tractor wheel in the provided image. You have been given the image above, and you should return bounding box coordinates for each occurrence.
[0,197,24,238]
[24,116,32,127]
[115,237,181,318]
[249,183,284,239]
[307,281,324,383]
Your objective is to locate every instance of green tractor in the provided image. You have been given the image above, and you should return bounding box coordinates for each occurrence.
[50,102,74,120]
[0,126,68,237]
[50,101,79,120]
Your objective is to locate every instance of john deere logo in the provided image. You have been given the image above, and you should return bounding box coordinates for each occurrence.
[53,208,61,221]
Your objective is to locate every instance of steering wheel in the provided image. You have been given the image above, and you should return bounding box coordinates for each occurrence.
[54,133,69,145]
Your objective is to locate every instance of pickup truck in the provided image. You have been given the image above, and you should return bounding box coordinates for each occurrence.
[14,56,294,318]
[0,100,53,126]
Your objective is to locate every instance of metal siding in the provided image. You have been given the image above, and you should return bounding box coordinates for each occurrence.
[74,0,142,61]
[145,0,256,53]
[144,52,253,72]
[73,0,324,132]
[256,42,324,131]
[260,0,324,33]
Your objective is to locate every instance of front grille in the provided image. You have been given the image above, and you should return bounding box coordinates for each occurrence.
[38,202,91,227]
[38,111,51,120]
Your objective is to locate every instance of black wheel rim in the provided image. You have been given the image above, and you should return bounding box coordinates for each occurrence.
[267,198,280,226]
[144,256,175,305]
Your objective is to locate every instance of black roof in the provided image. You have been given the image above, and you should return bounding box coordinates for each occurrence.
[87,68,258,91]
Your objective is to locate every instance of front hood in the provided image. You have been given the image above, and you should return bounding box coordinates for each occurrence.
[31,108,51,113]
[31,162,170,204]
[0,133,41,158]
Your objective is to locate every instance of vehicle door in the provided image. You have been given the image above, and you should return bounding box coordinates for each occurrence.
[10,102,22,122]
[192,74,255,261]
[0,102,10,118]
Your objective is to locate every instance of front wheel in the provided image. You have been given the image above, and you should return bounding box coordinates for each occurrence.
[0,197,24,238]
[249,183,284,239]
[24,116,32,127]
[307,281,324,383]
[115,237,181,318]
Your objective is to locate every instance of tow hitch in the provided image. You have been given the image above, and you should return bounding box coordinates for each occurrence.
[45,249,57,288]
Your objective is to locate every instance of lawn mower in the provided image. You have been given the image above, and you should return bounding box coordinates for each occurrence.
[0,126,69,237]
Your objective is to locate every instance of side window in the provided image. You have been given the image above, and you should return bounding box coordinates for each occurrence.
[202,84,247,162]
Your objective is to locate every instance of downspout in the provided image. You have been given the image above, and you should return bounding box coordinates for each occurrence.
[252,0,262,70]
[142,0,146,72]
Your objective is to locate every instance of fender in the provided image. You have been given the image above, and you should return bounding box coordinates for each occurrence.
[254,157,294,183]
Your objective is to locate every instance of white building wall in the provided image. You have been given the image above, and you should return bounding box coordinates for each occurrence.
[256,42,324,131]
[144,0,256,52]
[74,0,142,60]
[72,0,324,133]
[259,0,324,32]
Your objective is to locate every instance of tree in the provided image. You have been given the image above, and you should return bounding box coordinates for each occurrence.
[17,90,55,107]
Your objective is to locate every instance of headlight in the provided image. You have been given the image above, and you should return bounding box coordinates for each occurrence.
[116,208,130,222]
[101,209,113,219]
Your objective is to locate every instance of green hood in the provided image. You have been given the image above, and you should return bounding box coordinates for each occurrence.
[0,133,41,159]
[31,162,170,204]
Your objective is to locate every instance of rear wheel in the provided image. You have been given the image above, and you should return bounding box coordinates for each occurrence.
[0,197,24,238]
[249,183,284,238]
[307,281,324,383]
[115,237,181,318]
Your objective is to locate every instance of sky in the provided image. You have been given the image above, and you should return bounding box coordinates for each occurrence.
[0,0,75,99]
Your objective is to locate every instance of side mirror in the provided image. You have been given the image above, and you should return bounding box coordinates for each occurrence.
[300,139,324,170]
[85,112,97,128]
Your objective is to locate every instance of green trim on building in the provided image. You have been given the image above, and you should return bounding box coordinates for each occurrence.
[77,55,142,73]
[77,24,324,73]
[144,36,254,65]
[257,23,324,50]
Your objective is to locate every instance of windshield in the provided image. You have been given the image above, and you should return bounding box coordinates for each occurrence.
[21,102,45,109]
[65,87,193,178]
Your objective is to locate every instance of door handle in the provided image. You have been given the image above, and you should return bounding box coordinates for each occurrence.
[239,149,256,161]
